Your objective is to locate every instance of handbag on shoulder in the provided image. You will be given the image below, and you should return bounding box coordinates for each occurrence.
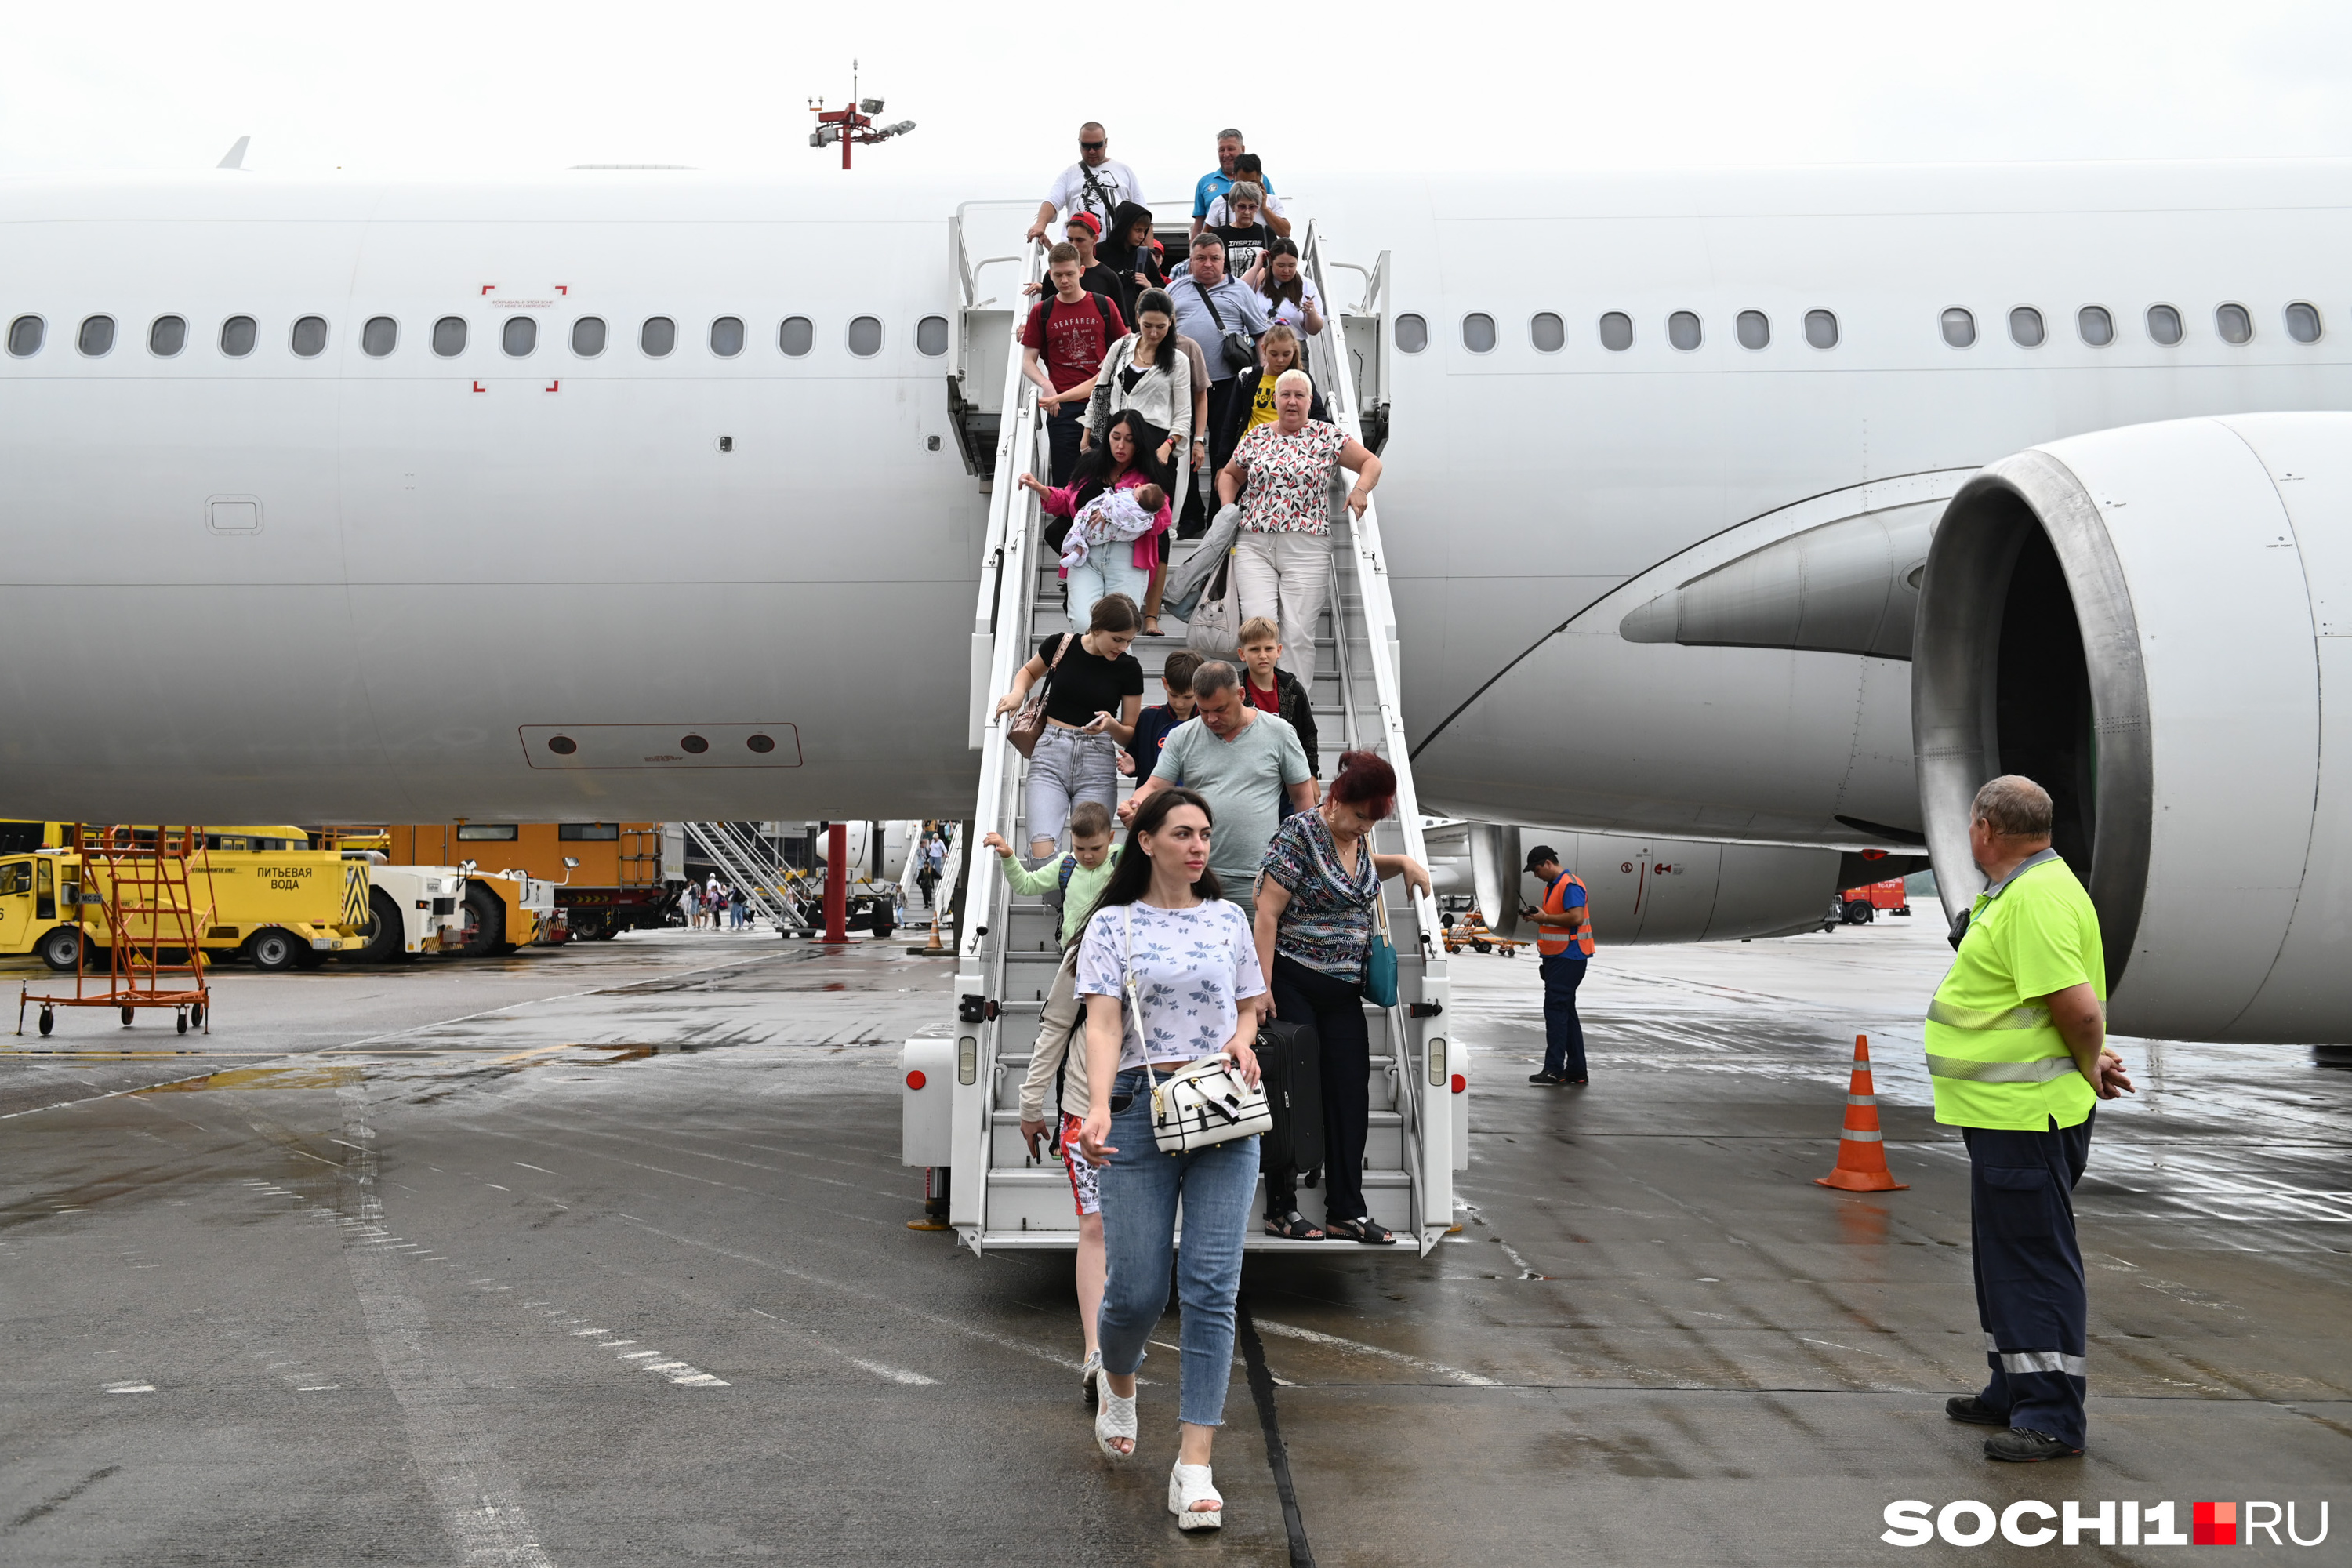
[1363,890,1399,1008]
[1007,632,1074,759]
[1192,278,1259,375]
[1116,905,1272,1154]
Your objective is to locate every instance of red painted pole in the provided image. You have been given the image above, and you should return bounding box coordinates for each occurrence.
[842,110,854,171]
[822,822,849,942]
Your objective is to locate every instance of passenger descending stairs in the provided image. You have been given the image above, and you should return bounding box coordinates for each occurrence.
[937,213,1460,1255]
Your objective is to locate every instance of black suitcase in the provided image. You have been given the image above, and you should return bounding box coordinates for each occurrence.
[1255,1018,1325,1178]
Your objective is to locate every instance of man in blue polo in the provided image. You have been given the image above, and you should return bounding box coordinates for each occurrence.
[1929,775,2135,1463]
[1519,845,1594,1086]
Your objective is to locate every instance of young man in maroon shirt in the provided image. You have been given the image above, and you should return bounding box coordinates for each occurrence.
[1022,241,1127,485]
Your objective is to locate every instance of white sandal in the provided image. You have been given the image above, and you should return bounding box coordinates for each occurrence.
[1168,1463,1222,1530]
[1094,1383,1137,1458]
[1080,1348,1102,1406]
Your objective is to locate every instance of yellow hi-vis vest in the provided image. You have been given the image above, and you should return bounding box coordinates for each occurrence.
[1922,851,2102,1131]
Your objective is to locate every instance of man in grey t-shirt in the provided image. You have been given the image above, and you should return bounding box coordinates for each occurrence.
[1120,660,1312,917]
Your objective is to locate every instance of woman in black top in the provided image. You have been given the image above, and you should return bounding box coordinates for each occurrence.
[993,593,1147,859]
[1100,201,1168,329]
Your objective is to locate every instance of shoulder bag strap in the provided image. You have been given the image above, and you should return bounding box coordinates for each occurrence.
[1122,904,1160,1097]
[1079,162,1113,219]
[1192,277,1229,332]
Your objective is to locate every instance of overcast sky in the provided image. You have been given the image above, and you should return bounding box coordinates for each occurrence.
[6,1,2352,190]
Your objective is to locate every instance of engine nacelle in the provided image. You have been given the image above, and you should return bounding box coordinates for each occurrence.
[1916,412,2352,1044]
[1430,822,1841,945]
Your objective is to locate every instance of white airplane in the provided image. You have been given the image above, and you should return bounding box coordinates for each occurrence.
[5,161,2350,1041]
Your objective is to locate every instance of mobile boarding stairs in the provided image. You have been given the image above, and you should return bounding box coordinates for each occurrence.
[904,208,1464,1255]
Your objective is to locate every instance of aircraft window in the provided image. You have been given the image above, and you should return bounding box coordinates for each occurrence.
[78,315,116,356]
[2077,305,2114,347]
[362,317,397,357]
[2285,302,2322,343]
[221,315,258,357]
[1461,313,1497,353]
[558,822,619,840]
[1599,311,1633,351]
[7,315,44,356]
[847,315,884,356]
[1393,313,1428,353]
[503,316,538,357]
[1737,310,1769,350]
[1805,309,1839,349]
[150,315,187,357]
[1529,313,1565,352]
[432,316,467,356]
[1940,307,1975,348]
[290,316,328,357]
[2147,304,2183,345]
[779,315,814,356]
[2009,307,2045,347]
[641,316,676,356]
[572,316,607,356]
[916,314,949,356]
[710,316,745,357]
[2216,303,2252,344]
[1668,311,1701,351]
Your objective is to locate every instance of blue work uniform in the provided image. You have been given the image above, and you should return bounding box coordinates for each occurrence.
[1537,869,1593,1080]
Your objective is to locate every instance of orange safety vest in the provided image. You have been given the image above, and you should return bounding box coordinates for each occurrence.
[1538,869,1595,958]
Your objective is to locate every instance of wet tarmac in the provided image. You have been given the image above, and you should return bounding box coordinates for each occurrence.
[3,919,2346,1564]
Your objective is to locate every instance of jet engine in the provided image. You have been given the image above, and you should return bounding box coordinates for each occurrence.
[1433,822,1843,944]
[1915,412,2352,1044]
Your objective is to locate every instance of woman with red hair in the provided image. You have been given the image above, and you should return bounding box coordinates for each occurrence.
[1250,750,1433,1243]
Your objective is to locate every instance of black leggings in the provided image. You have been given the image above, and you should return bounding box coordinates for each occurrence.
[1264,953,1372,1221]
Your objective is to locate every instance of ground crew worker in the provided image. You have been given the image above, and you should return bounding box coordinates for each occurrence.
[1929,775,2134,1463]
[1519,845,1594,1086]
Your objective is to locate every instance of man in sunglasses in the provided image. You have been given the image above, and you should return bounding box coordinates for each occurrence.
[1029,122,1145,243]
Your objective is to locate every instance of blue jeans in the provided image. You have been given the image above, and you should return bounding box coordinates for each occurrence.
[1539,953,1588,1078]
[1065,548,1151,635]
[1096,1066,1260,1428]
[1022,726,1119,854]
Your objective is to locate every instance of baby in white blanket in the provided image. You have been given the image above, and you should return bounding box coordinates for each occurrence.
[1058,483,1164,572]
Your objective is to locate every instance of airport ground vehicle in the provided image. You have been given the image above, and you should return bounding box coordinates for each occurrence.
[1440,909,1525,956]
[318,828,568,959]
[374,823,663,941]
[0,824,367,971]
[1831,877,1911,926]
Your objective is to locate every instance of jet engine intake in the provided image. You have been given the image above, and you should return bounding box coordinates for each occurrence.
[1915,412,2352,1044]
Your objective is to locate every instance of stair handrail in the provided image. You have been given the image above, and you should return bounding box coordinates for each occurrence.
[1301,220,1454,1250]
[951,238,1048,1242]
[682,822,794,927]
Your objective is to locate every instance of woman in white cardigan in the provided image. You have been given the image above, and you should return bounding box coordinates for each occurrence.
[1069,289,1196,632]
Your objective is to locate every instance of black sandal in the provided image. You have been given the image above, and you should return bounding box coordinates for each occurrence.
[1265,1210,1325,1240]
[1325,1215,1396,1246]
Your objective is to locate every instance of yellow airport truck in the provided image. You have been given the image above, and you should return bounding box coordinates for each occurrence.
[0,823,369,971]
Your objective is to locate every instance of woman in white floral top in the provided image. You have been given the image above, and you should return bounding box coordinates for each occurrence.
[1213,369,1382,686]
[1073,786,1264,1530]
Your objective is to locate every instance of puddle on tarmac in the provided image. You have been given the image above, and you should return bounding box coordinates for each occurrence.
[141,1065,365,1093]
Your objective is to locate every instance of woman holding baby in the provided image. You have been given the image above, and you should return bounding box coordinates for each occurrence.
[1021,406,1177,635]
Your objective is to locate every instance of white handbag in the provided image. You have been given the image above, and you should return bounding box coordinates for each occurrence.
[1119,906,1272,1155]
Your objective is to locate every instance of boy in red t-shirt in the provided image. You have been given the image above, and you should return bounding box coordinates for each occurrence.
[1238,617,1319,808]
[1022,241,1126,485]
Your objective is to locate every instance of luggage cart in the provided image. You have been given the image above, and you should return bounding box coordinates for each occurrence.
[18,825,215,1037]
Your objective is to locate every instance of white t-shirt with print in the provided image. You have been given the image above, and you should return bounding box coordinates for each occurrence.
[1044,160,1144,228]
[1256,270,1323,331]
[1075,899,1267,1070]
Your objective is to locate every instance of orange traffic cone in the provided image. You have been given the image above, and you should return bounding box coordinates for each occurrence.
[1814,1033,1907,1192]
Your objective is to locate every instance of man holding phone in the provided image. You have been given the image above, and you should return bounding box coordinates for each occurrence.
[1519,845,1595,1086]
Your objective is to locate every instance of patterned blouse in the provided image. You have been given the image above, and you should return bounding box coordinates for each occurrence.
[1232,418,1347,537]
[1261,808,1381,981]
[1075,898,1268,1070]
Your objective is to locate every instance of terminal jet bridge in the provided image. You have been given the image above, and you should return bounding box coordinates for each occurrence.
[908,205,1461,1254]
